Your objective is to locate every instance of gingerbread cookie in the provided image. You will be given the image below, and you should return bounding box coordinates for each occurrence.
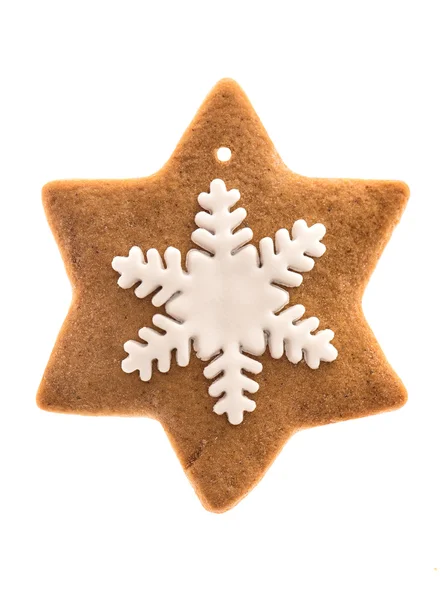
[38,79,409,512]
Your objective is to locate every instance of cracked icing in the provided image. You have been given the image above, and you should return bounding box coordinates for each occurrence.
[112,179,337,424]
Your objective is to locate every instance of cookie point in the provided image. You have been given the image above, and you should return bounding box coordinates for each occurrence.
[211,77,245,94]
[395,180,411,201]
[390,380,408,410]
[41,180,61,208]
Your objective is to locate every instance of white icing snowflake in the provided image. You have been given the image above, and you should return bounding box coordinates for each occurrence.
[112,179,337,425]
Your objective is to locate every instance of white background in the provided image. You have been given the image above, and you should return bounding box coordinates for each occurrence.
[1,1,446,598]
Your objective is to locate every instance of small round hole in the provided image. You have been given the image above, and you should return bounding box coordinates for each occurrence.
[216,147,232,162]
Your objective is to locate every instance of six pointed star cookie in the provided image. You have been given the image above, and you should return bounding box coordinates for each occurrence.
[38,79,409,512]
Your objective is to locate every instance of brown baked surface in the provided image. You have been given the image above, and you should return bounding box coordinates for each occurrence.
[38,79,409,512]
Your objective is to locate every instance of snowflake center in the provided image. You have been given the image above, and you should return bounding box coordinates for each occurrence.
[167,247,289,359]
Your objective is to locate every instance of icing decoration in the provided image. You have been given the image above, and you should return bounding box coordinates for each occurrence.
[112,179,337,425]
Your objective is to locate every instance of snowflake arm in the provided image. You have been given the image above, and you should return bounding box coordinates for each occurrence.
[203,343,262,425]
[122,315,192,381]
[112,246,189,306]
[259,220,326,287]
[266,305,337,368]
[191,179,253,257]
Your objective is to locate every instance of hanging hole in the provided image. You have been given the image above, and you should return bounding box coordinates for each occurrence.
[216,147,232,162]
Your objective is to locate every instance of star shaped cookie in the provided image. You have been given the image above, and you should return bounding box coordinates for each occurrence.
[38,79,409,512]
